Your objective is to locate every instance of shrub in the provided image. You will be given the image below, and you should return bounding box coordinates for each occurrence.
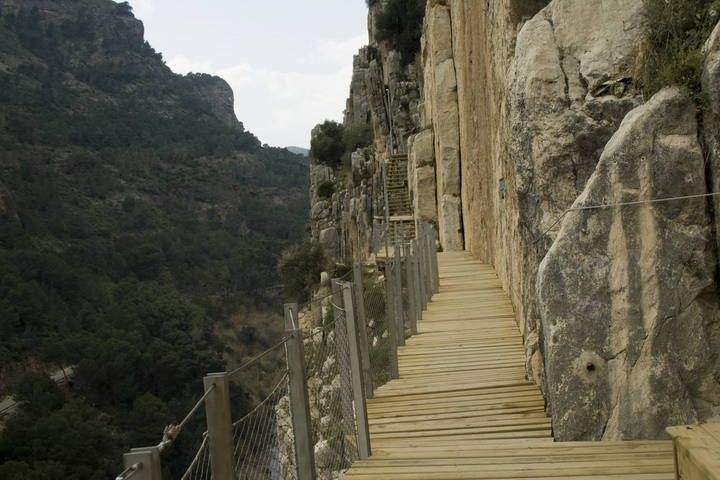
[317,180,335,200]
[278,241,324,302]
[343,123,374,153]
[636,0,720,98]
[374,0,426,65]
[310,120,345,167]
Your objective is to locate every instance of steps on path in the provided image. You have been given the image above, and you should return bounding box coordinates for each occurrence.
[343,251,675,479]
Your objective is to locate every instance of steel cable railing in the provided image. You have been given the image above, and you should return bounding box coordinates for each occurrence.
[231,374,294,479]
[117,222,440,480]
[180,434,211,480]
[362,272,393,389]
[301,296,360,479]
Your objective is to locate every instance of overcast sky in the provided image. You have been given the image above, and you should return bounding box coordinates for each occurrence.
[119,0,368,148]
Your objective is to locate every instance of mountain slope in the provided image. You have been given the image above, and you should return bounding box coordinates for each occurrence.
[0,0,308,477]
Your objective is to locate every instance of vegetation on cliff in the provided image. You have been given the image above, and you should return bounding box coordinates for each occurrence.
[310,120,373,169]
[0,0,308,478]
[637,0,720,97]
[369,0,426,64]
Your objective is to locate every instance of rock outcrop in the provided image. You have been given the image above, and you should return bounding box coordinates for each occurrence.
[538,88,720,439]
[184,73,242,129]
[510,0,645,382]
[703,21,720,258]
[417,2,463,250]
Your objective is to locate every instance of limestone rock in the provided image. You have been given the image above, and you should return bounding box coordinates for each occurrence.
[408,128,437,223]
[410,128,434,168]
[508,0,645,370]
[184,74,240,129]
[703,20,720,257]
[538,88,720,440]
[311,201,331,221]
[319,227,339,259]
[414,165,438,223]
[422,2,464,251]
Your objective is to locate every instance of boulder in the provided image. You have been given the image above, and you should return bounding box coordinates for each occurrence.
[538,88,720,440]
[319,227,339,259]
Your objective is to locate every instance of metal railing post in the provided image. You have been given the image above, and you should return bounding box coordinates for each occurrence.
[284,304,317,480]
[353,263,374,399]
[121,447,162,480]
[384,263,400,379]
[392,245,405,346]
[203,373,234,480]
[332,279,356,444]
[341,282,372,460]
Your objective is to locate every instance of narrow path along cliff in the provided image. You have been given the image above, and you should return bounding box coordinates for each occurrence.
[343,252,675,480]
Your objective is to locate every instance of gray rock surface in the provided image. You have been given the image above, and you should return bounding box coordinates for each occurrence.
[538,88,720,440]
[408,128,437,223]
[422,2,464,251]
[509,0,645,385]
[319,227,339,259]
[703,20,720,257]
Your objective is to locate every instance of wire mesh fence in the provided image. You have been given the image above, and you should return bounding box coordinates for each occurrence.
[180,435,211,480]
[361,270,393,389]
[231,374,295,480]
[117,223,440,480]
[302,290,360,479]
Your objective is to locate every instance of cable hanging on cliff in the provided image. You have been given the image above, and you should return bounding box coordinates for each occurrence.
[532,191,720,245]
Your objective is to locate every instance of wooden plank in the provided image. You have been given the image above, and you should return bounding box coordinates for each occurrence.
[341,252,675,479]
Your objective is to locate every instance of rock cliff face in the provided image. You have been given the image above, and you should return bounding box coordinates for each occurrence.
[185,73,242,129]
[321,0,720,440]
[417,2,463,250]
[539,88,720,439]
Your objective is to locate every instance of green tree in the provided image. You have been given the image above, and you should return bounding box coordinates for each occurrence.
[278,241,324,302]
[374,0,426,64]
[310,120,345,167]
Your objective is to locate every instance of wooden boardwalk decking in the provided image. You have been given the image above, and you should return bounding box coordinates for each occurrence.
[344,251,675,479]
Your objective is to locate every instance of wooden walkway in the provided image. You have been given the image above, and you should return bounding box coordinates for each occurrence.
[344,251,675,479]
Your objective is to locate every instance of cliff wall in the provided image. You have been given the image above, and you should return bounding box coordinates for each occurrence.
[317,0,720,439]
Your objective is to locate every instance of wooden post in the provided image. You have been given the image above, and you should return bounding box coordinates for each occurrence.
[353,263,374,399]
[431,227,440,293]
[424,224,438,296]
[331,280,355,444]
[122,447,162,480]
[384,263,400,379]
[420,224,433,303]
[382,161,391,261]
[404,241,418,335]
[393,245,405,346]
[341,282,372,460]
[203,373,235,480]
[412,239,426,315]
[284,304,317,480]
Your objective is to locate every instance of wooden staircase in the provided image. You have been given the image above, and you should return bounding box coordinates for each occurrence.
[343,251,676,479]
[383,154,415,246]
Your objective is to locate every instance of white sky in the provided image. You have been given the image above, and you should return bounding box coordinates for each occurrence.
[119,0,369,148]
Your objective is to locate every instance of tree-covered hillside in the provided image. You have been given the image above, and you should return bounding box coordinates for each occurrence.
[0,1,309,478]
